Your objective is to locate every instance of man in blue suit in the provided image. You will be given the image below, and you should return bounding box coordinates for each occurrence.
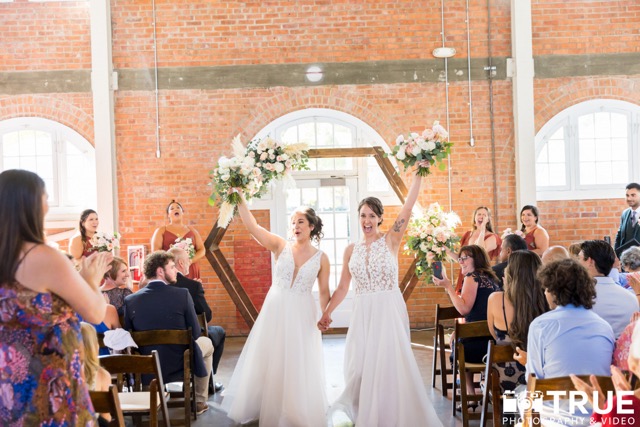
[168,247,226,393]
[123,251,213,415]
[615,183,640,259]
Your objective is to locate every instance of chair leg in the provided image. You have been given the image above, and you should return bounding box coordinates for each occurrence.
[432,326,439,388]
[451,346,458,416]
[439,327,449,397]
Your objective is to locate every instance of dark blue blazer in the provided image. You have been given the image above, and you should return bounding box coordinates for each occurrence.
[615,208,640,255]
[174,272,212,323]
[123,280,207,381]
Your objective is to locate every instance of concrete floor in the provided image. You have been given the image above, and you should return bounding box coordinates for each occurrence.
[191,329,469,427]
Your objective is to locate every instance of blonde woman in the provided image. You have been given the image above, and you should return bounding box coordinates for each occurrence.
[80,322,112,424]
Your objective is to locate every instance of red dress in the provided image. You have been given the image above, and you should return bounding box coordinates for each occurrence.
[524,226,538,251]
[81,238,94,257]
[161,228,200,279]
[455,230,502,293]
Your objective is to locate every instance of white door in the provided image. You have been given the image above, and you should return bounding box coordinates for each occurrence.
[276,178,358,328]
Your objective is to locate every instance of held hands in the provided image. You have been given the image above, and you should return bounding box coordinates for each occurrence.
[79,251,113,290]
[317,312,332,332]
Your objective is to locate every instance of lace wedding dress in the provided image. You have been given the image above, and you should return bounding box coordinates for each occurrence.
[330,236,442,426]
[221,243,328,427]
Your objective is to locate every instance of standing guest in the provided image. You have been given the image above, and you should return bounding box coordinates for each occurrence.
[540,245,570,264]
[222,191,331,426]
[151,200,205,279]
[614,183,640,258]
[454,206,502,292]
[487,251,547,392]
[123,251,213,415]
[520,258,615,426]
[69,208,99,263]
[579,240,639,338]
[319,172,440,425]
[520,205,550,256]
[492,233,528,288]
[100,256,133,316]
[434,245,499,406]
[0,169,111,426]
[168,246,226,393]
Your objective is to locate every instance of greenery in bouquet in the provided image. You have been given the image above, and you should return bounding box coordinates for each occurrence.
[90,231,121,253]
[391,121,452,176]
[209,134,309,228]
[171,237,196,259]
[404,202,460,283]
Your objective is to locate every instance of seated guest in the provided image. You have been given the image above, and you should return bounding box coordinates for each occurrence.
[619,246,640,289]
[540,245,569,264]
[487,251,547,392]
[434,245,499,406]
[168,247,226,392]
[523,258,615,426]
[101,257,133,316]
[579,240,639,338]
[123,251,213,415]
[92,304,121,356]
[568,241,582,258]
[492,234,528,288]
[80,322,113,426]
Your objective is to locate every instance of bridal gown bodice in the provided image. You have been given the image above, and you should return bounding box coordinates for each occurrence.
[273,244,322,293]
[349,237,398,294]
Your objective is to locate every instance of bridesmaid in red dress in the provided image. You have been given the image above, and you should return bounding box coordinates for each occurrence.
[520,205,550,257]
[151,200,205,279]
[69,209,99,264]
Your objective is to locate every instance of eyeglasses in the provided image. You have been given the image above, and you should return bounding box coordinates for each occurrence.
[458,256,473,263]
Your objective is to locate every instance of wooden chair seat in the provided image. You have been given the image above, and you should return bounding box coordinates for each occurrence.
[431,304,462,397]
[118,391,171,412]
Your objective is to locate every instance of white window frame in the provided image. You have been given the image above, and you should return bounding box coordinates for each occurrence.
[0,117,97,225]
[535,99,640,201]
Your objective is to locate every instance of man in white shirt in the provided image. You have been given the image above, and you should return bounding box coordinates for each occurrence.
[579,240,639,338]
[614,182,640,258]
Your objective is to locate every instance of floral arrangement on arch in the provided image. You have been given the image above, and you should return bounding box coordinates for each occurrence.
[209,134,309,228]
[501,228,525,240]
[391,121,452,176]
[404,202,460,282]
[90,231,121,253]
[171,237,196,259]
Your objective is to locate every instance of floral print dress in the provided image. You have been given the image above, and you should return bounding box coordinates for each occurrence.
[0,281,95,426]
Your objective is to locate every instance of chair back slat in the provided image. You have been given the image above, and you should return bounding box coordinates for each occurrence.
[481,341,518,427]
[130,329,192,346]
[89,385,126,427]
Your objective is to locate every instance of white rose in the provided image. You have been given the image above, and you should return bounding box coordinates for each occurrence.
[221,174,230,182]
[426,140,436,151]
[410,145,422,156]
[396,148,406,160]
[274,162,285,173]
[396,134,405,144]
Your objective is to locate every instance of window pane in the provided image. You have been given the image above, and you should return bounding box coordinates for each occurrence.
[334,187,349,211]
[301,188,318,208]
[553,140,565,163]
[286,189,301,212]
[20,156,37,171]
[299,122,315,147]
[281,127,298,144]
[611,161,628,183]
[537,145,548,163]
[335,157,353,170]
[594,139,612,162]
[19,131,36,155]
[367,157,392,192]
[334,125,352,147]
[580,162,596,185]
[578,114,594,139]
[579,138,595,162]
[549,164,566,185]
[318,187,334,212]
[611,113,627,138]
[35,131,52,155]
[3,133,20,156]
[335,214,349,237]
[36,156,53,180]
[3,157,19,170]
[316,122,333,147]
[323,214,335,238]
[317,158,334,171]
[594,112,611,138]
[595,162,612,184]
[611,138,627,161]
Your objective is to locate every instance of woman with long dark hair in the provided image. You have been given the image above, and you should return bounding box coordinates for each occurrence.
[69,208,99,263]
[0,169,112,425]
[520,205,550,256]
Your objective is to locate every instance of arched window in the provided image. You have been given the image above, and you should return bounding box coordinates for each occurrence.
[0,117,96,221]
[535,100,640,200]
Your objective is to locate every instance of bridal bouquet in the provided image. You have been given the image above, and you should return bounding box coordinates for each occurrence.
[210,134,309,228]
[171,237,195,259]
[90,231,121,253]
[501,228,525,240]
[404,202,460,282]
[391,121,452,176]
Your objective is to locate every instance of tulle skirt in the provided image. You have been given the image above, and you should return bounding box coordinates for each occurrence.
[221,285,328,427]
[329,289,441,427]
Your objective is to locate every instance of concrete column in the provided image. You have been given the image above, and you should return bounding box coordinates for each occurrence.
[90,0,118,233]
[511,0,537,217]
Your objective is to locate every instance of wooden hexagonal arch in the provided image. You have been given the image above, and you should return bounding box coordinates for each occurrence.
[205,147,420,328]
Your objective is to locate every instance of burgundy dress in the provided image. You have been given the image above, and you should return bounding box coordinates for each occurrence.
[81,239,94,257]
[161,228,200,279]
[524,226,538,251]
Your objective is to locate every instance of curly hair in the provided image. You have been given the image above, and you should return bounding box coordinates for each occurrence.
[537,258,596,309]
[620,246,640,272]
[290,206,324,243]
[459,245,498,282]
[358,197,384,225]
[520,205,540,232]
[143,251,174,279]
[504,251,547,350]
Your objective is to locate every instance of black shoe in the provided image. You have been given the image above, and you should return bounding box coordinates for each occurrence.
[456,402,478,412]
[214,382,224,393]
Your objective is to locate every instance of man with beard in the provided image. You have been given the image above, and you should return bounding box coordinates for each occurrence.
[615,183,640,259]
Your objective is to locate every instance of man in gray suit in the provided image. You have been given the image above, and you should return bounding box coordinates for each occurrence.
[614,182,640,259]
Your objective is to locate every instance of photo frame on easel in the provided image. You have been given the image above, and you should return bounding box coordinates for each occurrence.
[127,245,145,282]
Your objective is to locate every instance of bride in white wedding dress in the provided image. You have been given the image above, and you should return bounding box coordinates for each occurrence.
[220,192,331,427]
[319,172,442,426]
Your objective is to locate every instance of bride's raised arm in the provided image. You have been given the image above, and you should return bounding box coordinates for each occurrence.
[236,191,286,255]
[387,171,423,252]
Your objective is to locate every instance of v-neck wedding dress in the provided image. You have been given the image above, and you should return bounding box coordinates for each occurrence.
[221,243,328,426]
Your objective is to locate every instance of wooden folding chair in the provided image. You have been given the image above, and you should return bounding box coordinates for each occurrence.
[480,341,519,427]
[130,329,196,426]
[99,351,170,427]
[90,384,126,427]
[197,313,208,338]
[432,304,462,396]
[522,373,614,427]
[452,319,493,427]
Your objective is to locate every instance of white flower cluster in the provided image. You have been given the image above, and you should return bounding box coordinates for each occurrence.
[90,231,121,253]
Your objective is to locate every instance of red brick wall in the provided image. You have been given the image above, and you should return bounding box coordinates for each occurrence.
[2,0,639,335]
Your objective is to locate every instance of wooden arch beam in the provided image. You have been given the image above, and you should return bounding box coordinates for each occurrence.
[205,147,421,328]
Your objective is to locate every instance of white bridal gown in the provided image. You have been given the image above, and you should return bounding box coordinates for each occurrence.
[221,243,328,427]
[330,236,442,427]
